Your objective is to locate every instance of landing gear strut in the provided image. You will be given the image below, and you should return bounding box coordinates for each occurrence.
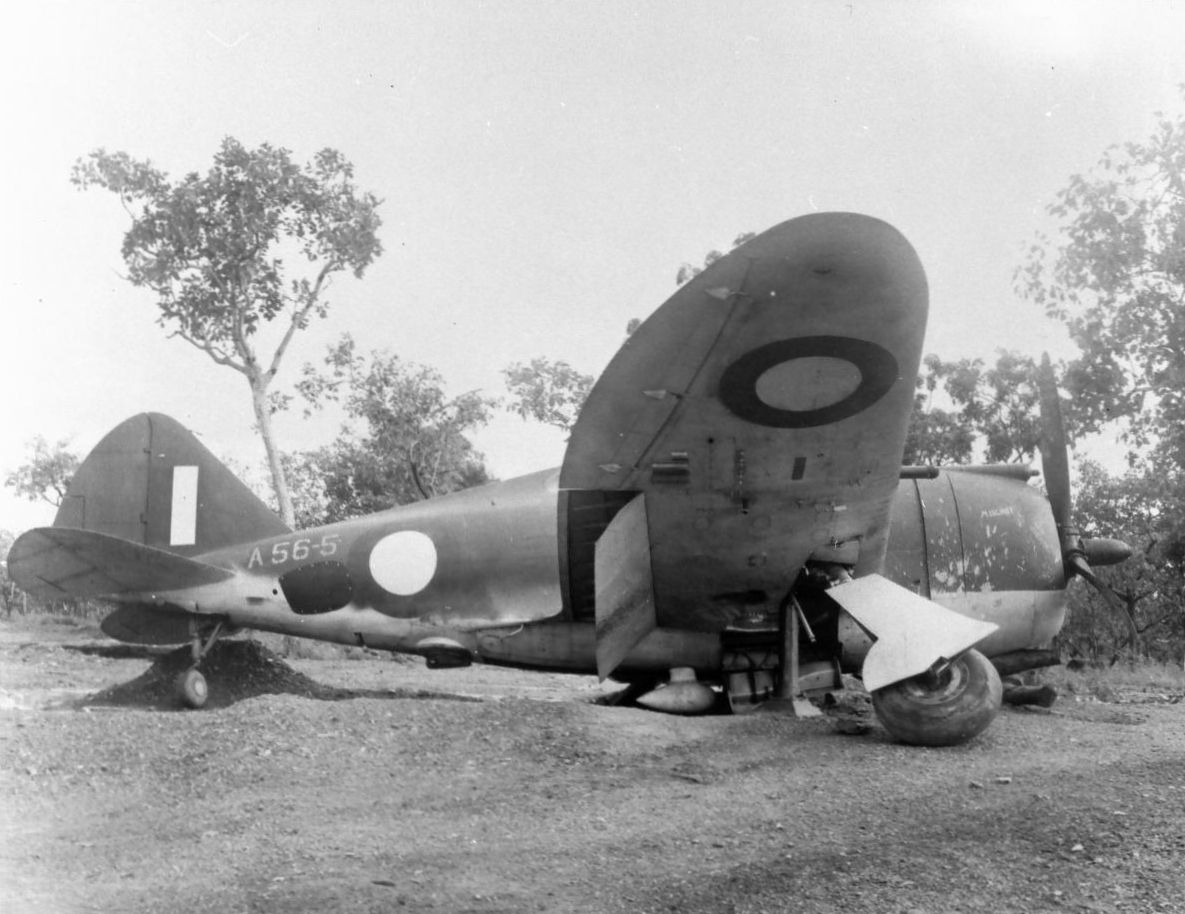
[175,619,226,710]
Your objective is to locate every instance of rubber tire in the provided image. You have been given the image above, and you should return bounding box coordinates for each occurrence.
[871,648,1002,746]
[176,668,208,709]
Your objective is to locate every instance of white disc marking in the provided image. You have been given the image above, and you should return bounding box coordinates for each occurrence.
[369,530,438,596]
[754,356,861,412]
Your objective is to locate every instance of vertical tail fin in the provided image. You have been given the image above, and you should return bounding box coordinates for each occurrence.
[55,413,290,555]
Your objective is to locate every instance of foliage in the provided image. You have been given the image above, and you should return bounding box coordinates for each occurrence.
[1015,93,1185,473]
[0,528,13,608]
[902,398,973,466]
[290,335,494,525]
[904,351,1045,465]
[1014,94,1185,664]
[4,437,80,507]
[675,231,756,285]
[71,137,383,526]
[1060,460,1185,665]
[1042,660,1185,699]
[503,357,594,432]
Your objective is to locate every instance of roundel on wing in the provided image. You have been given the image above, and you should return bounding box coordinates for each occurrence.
[718,336,899,428]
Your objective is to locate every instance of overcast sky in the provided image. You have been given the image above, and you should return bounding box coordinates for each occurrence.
[3,1,1184,533]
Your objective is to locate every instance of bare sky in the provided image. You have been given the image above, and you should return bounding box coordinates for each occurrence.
[3,0,1184,532]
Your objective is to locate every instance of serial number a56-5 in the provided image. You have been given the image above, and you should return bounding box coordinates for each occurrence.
[246,533,342,569]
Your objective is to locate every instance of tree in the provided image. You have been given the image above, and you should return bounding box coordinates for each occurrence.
[1062,460,1185,665]
[71,138,383,527]
[1014,95,1185,664]
[901,350,1056,466]
[675,231,756,285]
[902,391,974,466]
[3,444,92,616]
[1015,93,1185,473]
[502,316,646,434]
[4,437,80,507]
[292,336,494,525]
[0,529,16,617]
[500,232,756,436]
[503,357,594,433]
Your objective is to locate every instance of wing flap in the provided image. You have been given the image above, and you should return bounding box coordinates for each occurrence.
[7,527,234,600]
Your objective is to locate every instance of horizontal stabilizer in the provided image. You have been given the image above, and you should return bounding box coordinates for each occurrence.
[8,527,234,600]
[829,574,998,692]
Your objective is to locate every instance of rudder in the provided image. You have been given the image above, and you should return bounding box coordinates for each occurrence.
[55,413,290,556]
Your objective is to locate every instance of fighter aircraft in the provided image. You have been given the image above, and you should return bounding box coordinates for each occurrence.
[8,212,1131,746]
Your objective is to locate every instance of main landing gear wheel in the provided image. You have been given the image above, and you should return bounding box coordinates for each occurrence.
[871,648,1002,746]
[176,668,209,709]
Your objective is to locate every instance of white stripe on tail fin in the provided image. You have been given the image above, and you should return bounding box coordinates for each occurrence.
[54,413,290,555]
[170,466,199,546]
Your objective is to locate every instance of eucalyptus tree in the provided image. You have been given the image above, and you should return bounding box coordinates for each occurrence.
[503,357,594,433]
[71,138,383,527]
[290,335,494,525]
[1016,94,1185,473]
[1016,95,1185,661]
[4,437,79,508]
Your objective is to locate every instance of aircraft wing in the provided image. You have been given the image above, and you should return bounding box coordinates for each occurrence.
[7,527,234,600]
[561,213,928,636]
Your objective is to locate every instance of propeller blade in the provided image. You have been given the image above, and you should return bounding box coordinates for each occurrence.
[1036,353,1072,530]
[1036,354,1138,649]
[1065,553,1140,649]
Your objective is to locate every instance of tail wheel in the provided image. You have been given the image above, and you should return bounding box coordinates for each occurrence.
[871,648,1002,746]
[176,668,209,709]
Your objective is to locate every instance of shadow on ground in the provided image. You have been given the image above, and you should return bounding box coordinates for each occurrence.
[76,639,483,711]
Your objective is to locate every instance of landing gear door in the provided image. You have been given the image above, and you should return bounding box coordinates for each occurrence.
[594,494,657,680]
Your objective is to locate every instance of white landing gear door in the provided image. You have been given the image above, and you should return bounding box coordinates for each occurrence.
[829,574,998,692]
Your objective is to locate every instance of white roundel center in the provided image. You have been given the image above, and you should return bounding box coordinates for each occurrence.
[754,357,862,412]
[369,530,438,596]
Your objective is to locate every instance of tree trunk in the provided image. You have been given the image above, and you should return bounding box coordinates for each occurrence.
[250,376,296,529]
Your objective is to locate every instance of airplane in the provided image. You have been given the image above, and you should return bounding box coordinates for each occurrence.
[7,212,1132,746]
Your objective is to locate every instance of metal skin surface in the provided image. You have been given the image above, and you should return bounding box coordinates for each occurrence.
[879,467,1067,662]
[561,213,928,635]
[6,212,1093,745]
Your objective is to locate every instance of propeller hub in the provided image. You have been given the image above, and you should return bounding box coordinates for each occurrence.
[1082,537,1133,568]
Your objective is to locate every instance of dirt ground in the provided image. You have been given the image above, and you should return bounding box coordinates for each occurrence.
[2,617,1184,914]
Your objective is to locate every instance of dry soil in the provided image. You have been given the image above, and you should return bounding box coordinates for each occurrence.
[2,616,1183,914]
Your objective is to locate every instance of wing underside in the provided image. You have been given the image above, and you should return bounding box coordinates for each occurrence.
[561,213,929,638]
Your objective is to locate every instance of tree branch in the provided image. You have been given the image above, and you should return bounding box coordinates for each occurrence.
[267,261,337,379]
[169,329,246,374]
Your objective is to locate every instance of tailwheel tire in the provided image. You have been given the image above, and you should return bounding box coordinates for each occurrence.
[176,668,209,709]
[871,648,1002,746]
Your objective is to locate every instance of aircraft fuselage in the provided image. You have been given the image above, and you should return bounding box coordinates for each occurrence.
[113,464,1067,681]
